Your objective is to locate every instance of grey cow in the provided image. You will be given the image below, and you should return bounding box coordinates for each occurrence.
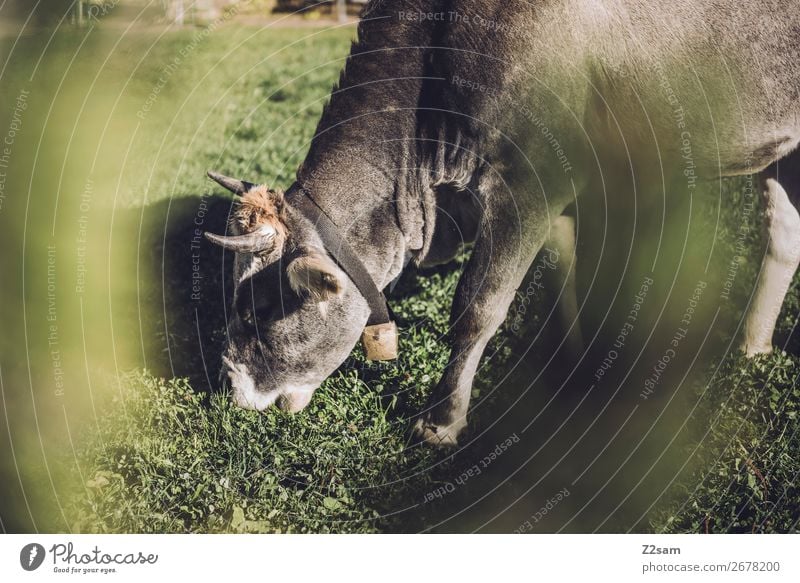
[205,0,800,446]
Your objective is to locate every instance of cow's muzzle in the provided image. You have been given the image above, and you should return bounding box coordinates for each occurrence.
[220,356,317,413]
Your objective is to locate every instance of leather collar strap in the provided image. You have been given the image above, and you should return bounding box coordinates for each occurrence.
[286,183,392,327]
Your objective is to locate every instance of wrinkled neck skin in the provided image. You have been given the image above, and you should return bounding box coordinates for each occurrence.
[291,0,479,290]
[292,145,412,291]
[292,134,476,291]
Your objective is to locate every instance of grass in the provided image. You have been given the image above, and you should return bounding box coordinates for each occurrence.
[2,20,797,533]
[654,353,800,533]
[68,264,465,533]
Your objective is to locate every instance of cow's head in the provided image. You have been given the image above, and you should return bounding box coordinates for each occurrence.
[204,172,371,413]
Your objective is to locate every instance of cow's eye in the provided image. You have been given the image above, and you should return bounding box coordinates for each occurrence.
[236,286,299,330]
[237,293,275,328]
[234,262,301,329]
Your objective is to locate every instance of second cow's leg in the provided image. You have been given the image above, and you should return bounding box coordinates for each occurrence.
[741,177,800,355]
[544,207,585,357]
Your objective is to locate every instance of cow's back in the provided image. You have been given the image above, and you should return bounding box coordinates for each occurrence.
[590,0,800,175]
[432,0,800,179]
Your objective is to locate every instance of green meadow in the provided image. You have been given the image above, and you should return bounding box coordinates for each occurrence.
[0,21,797,533]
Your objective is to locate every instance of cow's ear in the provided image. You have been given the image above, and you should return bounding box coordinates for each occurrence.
[287,250,347,302]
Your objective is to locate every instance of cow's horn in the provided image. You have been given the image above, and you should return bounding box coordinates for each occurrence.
[207,170,256,195]
[204,226,276,253]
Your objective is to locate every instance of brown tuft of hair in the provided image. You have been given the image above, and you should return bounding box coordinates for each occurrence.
[231,185,287,238]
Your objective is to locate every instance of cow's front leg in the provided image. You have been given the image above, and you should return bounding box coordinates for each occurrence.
[413,193,551,446]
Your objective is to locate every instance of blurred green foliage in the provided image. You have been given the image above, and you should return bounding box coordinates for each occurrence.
[0,18,797,533]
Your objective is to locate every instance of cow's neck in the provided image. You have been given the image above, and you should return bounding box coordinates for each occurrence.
[293,150,410,290]
[294,2,450,287]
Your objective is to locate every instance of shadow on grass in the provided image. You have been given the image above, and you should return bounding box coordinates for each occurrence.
[122,194,236,393]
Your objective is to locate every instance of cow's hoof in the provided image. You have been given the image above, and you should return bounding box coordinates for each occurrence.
[412,417,465,448]
[740,342,773,357]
